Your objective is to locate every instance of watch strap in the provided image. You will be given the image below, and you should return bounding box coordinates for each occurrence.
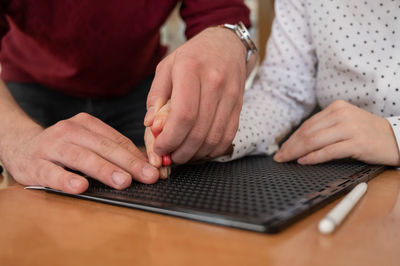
[219,21,258,62]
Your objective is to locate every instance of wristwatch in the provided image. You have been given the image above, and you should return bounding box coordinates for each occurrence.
[219,21,258,62]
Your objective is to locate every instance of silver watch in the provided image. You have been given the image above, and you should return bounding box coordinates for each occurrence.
[219,21,258,62]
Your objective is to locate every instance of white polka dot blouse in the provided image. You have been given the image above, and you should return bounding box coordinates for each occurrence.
[218,0,400,162]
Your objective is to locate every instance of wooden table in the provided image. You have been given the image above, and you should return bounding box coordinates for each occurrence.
[1,170,399,266]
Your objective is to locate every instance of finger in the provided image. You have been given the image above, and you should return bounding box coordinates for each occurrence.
[57,122,159,184]
[168,77,221,164]
[298,100,355,137]
[292,108,338,138]
[154,63,201,156]
[194,85,241,159]
[208,101,242,158]
[159,167,169,179]
[144,59,173,127]
[144,127,162,168]
[35,159,89,194]
[151,100,171,135]
[297,140,355,165]
[279,108,340,154]
[274,124,351,163]
[70,113,146,160]
[50,143,135,189]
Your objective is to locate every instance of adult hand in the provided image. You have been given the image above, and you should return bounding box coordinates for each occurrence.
[274,100,400,166]
[144,26,250,164]
[1,113,160,194]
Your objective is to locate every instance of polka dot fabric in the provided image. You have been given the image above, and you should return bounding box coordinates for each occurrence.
[217,0,400,162]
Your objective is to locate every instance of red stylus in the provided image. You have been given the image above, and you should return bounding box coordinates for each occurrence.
[151,128,172,179]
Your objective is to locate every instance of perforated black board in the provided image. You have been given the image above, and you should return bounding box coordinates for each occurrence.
[36,156,385,233]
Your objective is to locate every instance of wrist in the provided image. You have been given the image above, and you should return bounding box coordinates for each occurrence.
[212,26,248,62]
[219,22,257,60]
[0,112,42,163]
[213,24,258,77]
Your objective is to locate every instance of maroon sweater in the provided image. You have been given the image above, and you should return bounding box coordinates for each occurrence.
[0,0,250,98]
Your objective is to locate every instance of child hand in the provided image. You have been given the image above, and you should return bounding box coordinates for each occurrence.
[144,100,171,179]
[274,100,400,166]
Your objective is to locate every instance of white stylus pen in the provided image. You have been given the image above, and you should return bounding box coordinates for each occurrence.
[318,182,368,234]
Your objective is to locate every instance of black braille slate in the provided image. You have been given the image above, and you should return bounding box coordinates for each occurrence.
[69,156,386,233]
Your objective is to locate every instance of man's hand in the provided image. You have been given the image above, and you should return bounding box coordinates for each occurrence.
[274,100,400,166]
[1,113,160,194]
[144,26,250,164]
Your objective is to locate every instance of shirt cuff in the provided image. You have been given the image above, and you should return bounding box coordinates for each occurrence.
[214,108,278,163]
[385,116,400,156]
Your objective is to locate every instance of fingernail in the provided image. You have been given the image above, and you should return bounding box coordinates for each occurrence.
[158,166,171,179]
[142,165,158,180]
[69,178,83,190]
[298,158,306,164]
[144,106,155,125]
[159,167,168,179]
[274,152,282,162]
[112,171,129,186]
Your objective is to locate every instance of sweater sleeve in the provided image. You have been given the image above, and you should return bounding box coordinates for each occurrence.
[180,0,250,39]
[216,0,318,162]
[0,2,9,48]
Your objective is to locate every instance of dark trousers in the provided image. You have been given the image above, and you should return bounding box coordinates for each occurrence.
[7,77,153,146]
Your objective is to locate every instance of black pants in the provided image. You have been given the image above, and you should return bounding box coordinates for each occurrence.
[7,77,153,146]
